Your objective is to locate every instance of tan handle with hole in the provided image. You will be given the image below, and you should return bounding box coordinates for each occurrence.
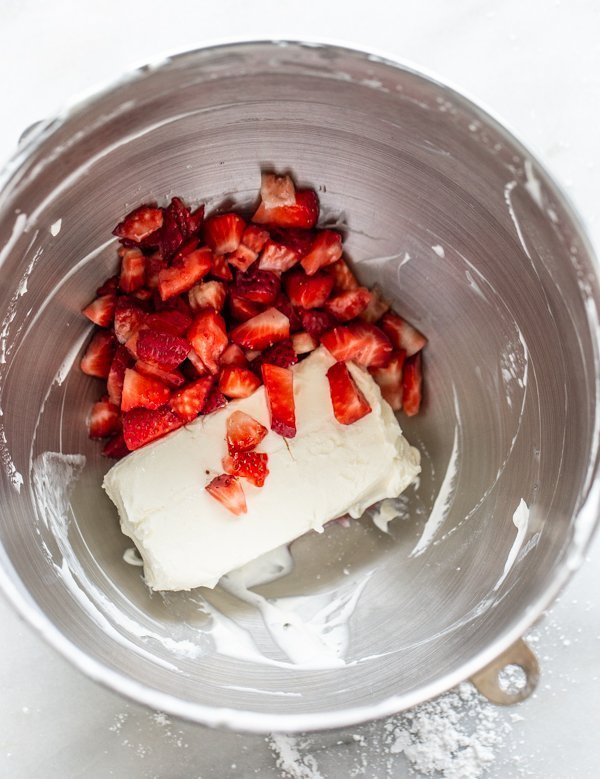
[470,638,539,705]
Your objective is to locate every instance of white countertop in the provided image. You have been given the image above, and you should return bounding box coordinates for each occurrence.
[1,1,599,777]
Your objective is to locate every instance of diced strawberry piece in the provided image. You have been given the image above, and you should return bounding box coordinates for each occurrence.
[122,406,183,450]
[186,349,209,377]
[169,376,214,422]
[80,330,116,378]
[211,253,234,281]
[228,243,258,273]
[240,224,270,253]
[96,275,119,297]
[152,293,193,317]
[113,205,163,244]
[158,247,212,300]
[284,269,334,309]
[121,368,171,412]
[136,329,189,370]
[189,204,205,234]
[228,291,262,322]
[133,288,153,302]
[257,172,297,208]
[402,353,423,416]
[88,399,121,439]
[236,266,281,305]
[325,288,372,322]
[135,360,185,388]
[301,230,343,275]
[321,321,392,368]
[258,240,299,273]
[82,294,116,328]
[261,363,296,437]
[299,308,338,339]
[205,474,247,516]
[187,309,228,374]
[269,227,315,259]
[292,331,318,355]
[230,307,290,351]
[380,311,428,357]
[252,339,298,371]
[119,247,146,293]
[114,297,146,344]
[223,451,269,487]
[189,280,227,312]
[369,351,406,411]
[226,410,268,453]
[360,284,390,323]
[107,346,134,405]
[219,366,261,399]
[253,188,319,229]
[160,197,194,259]
[329,259,359,291]
[145,309,192,337]
[203,213,246,254]
[220,343,248,368]
[124,330,141,359]
[203,385,228,415]
[326,361,372,425]
[146,254,166,290]
[102,433,129,460]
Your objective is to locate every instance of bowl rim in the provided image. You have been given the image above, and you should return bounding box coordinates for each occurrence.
[1,38,599,734]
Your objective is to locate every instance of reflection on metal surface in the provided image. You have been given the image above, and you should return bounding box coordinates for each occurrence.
[470,638,540,704]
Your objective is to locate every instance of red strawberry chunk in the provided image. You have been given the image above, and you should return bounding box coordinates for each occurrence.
[80,330,116,378]
[380,311,428,357]
[219,366,261,399]
[169,376,214,422]
[321,321,392,368]
[236,266,281,305]
[121,368,171,412]
[186,349,209,377]
[240,224,270,253]
[136,329,189,370]
[96,275,119,296]
[402,352,423,416]
[228,291,263,322]
[284,269,334,310]
[189,204,205,234]
[205,474,247,516]
[107,345,134,405]
[326,361,372,425]
[226,410,268,453]
[325,288,372,322]
[189,280,227,312]
[223,451,269,487]
[258,240,299,273]
[369,351,406,411]
[301,230,343,275]
[253,188,319,229]
[187,309,228,374]
[160,197,194,259]
[113,205,163,244]
[88,399,121,439]
[133,288,152,302]
[261,363,296,438]
[258,172,297,208]
[292,331,318,355]
[211,253,234,281]
[204,213,246,254]
[299,308,337,339]
[274,293,302,332]
[82,293,116,328]
[124,330,141,359]
[360,284,390,323]
[268,227,315,259]
[102,433,129,460]
[252,339,298,371]
[119,247,146,293]
[158,247,212,300]
[228,243,258,273]
[122,406,183,450]
[135,360,185,388]
[114,297,147,344]
[230,307,290,351]
[145,309,192,337]
[329,259,359,291]
[220,343,248,368]
[145,254,166,290]
[203,385,228,415]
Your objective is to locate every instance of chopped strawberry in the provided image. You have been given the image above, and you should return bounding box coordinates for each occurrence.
[119,247,146,293]
[102,433,129,459]
[205,474,247,516]
[230,307,290,350]
[121,368,171,412]
[380,311,427,357]
[402,352,423,416]
[301,230,343,275]
[210,253,234,281]
[329,259,359,291]
[135,360,186,388]
[274,293,302,332]
[257,172,297,208]
[326,361,372,425]
[88,399,121,439]
[261,363,296,437]
[258,240,299,273]
[96,275,119,297]
[226,410,268,453]
[169,376,214,422]
[124,330,141,359]
[122,406,183,450]
[284,269,334,309]
[80,330,116,378]
[292,331,318,355]
[145,309,192,337]
[253,188,319,229]
[220,343,248,368]
[299,308,337,339]
[113,205,163,244]
[228,291,263,322]
[186,349,209,377]
[228,224,269,271]
[107,346,134,405]
[325,288,371,322]
[360,284,390,323]
[189,280,227,312]
[133,288,153,302]
[82,294,116,328]
[223,451,269,487]
[370,351,406,411]
[252,339,298,371]
[157,247,212,300]
[219,366,261,399]
[114,297,147,344]
[187,309,229,374]
[145,254,166,290]
[228,243,258,273]
[203,385,228,415]
[160,197,195,259]
[189,204,205,234]
[203,213,246,254]
[321,321,392,368]
[236,266,281,304]
[135,329,189,370]
[268,227,315,259]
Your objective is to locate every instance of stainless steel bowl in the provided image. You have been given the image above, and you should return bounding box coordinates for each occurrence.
[0,42,599,733]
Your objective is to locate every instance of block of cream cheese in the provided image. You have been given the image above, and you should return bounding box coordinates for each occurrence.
[103,347,421,590]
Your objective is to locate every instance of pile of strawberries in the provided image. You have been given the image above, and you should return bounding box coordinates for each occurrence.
[80,171,427,490]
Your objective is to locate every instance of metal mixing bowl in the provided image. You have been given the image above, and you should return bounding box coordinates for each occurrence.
[0,42,599,733]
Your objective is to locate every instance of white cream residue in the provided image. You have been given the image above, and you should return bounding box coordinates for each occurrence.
[123,547,144,567]
[50,218,62,236]
[494,499,530,591]
[504,180,532,260]
[371,497,408,534]
[432,244,445,258]
[523,159,543,209]
[0,422,24,492]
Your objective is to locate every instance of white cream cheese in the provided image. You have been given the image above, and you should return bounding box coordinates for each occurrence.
[103,347,420,591]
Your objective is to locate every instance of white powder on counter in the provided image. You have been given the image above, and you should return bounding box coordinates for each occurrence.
[268,735,324,779]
